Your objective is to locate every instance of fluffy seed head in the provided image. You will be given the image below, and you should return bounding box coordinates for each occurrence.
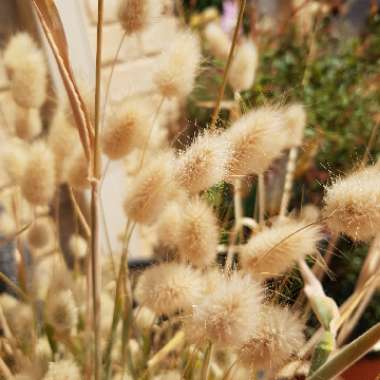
[135,262,204,315]
[66,150,90,190]
[45,289,78,334]
[229,39,258,92]
[188,272,262,347]
[27,218,53,250]
[123,152,174,224]
[21,142,56,206]
[134,306,156,332]
[1,139,28,183]
[283,103,306,148]
[101,100,150,160]
[323,166,380,241]
[176,197,219,267]
[118,0,161,34]
[238,305,305,372]
[175,132,230,193]
[43,360,81,380]
[203,22,231,60]
[14,106,42,140]
[225,107,288,180]
[155,201,182,248]
[241,220,323,279]
[154,30,201,99]
[68,234,88,259]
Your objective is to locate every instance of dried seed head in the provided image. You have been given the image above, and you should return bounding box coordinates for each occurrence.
[45,289,78,334]
[43,360,81,380]
[241,220,323,280]
[225,107,288,180]
[118,0,161,34]
[1,139,28,183]
[68,234,88,259]
[124,152,175,224]
[176,197,219,267]
[229,39,258,92]
[21,142,56,206]
[238,305,305,372]
[188,272,262,347]
[35,338,51,377]
[135,262,204,315]
[283,103,306,148]
[300,204,320,224]
[154,30,201,99]
[14,106,42,140]
[203,22,231,60]
[27,218,53,250]
[323,166,380,241]
[155,201,182,248]
[175,132,230,193]
[66,149,90,190]
[134,306,156,332]
[101,100,150,160]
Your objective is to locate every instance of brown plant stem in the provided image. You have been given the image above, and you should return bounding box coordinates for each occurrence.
[279,147,298,217]
[210,0,246,130]
[68,187,91,238]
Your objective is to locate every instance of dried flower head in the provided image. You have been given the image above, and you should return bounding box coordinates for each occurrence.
[124,152,175,224]
[45,289,78,334]
[21,142,56,206]
[176,197,219,267]
[135,262,204,315]
[175,132,230,193]
[225,107,288,180]
[189,272,262,347]
[134,306,156,332]
[241,220,323,279]
[154,30,201,99]
[68,234,88,259]
[229,39,258,92]
[43,360,81,380]
[101,100,150,160]
[203,22,231,60]
[155,201,182,248]
[283,103,306,148]
[118,0,161,34]
[14,106,42,140]
[323,166,380,241]
[27,218,53,250]
[66,150,90,190]
[238,305,305,373]
[1,139,28,183]
[300,204,320,224]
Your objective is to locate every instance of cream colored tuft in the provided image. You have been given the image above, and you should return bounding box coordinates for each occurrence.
[323,166,380,241]
[188,272,262,347]
[68,234,88,259]
[175,132,230,193]
[176,197,219,267]
[224,106,288,180]
[240,219,323,280]
[238,305,305,372]
[27,218,53,250]
[203,22,231,60]
[1,139,28,183]
[155,201,183,248]
[283,103,306,148]
[14,106,42,140]
[154,30,201,99]
[21,142,56,206]
[229,39,258,92]
[124,152,175,224]
[135,262,204,315]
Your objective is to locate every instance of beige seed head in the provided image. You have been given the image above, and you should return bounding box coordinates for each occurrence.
[154,30,201,99]
[175,132,230,193]
[188,272,262,347]
[176,197,219,267]
[203,22,231,60]
[238,305,305,372]
[101,100,150,160]
[14,106,42,140]
[66,149,90,190]
[225,106,288,180]
[155,201,182,248]
[118,0,161,34]
[323,166,380,241]
[240,219,323,280]
[45,289,78,334]
[123,152,175,224]
[21,142,56,206]
[134,306,156,332]
[8,304,36,351]
[283,103,306,148]
[229,39,258,92]
[27,218,53,250]
[43,360,81,380]
[68,234,88,259]
[1,139,28,183]
[135,262,204,315]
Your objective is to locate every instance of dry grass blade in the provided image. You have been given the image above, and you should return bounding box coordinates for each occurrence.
[30,0,94,160]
